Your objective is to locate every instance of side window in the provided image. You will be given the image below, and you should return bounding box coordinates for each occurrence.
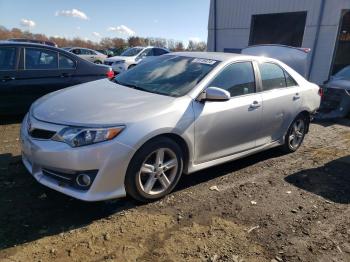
[209,62,256,97]
[25,48,58,69]
[0,47,16,70]
[72,49,81,55]
[284,71,298,87]
[154,48,168,56]
[59,54,75,69]
[258,62,286,91]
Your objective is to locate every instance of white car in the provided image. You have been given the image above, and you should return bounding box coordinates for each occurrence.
[62,47,107,64]
[104,46,169,73]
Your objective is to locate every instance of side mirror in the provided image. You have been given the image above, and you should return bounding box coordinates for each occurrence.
[197,87,230,102]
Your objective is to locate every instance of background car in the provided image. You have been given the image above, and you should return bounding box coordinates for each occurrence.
[0,41,114,114]
[318,65,350,119]
[63,47,107,64]
[104,46,169,73]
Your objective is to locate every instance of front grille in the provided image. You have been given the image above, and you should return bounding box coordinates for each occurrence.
[320,88,346,113]
[42,168,74,182]
[29,129,56,139]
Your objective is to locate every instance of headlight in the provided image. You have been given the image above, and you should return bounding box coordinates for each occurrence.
[53,126,124,147]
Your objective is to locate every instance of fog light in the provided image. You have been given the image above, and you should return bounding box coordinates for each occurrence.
[76,174,91,187]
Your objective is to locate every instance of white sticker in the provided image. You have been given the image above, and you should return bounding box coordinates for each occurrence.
[192,58,217,65]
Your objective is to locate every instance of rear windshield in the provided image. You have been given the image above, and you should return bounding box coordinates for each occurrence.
[114,55,218,97]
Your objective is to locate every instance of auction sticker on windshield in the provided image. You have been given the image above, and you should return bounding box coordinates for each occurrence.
[192,58,218,65]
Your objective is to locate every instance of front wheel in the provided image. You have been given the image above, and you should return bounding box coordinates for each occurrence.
[125,137,183,202]
[94,60,102,64]
[282,114,308,153]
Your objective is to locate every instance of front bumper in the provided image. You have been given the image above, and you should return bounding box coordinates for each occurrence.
[20,115,135,201]
[111,63,128,73]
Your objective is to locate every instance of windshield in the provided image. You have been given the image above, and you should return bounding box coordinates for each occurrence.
[120,47,143,57]
[334,66,350,80]
[114,55,218,97]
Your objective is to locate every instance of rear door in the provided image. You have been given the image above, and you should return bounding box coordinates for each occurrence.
[193,61,263,163]
[80,49,96,63]
[13,47,74,111]
[0,46,19,113]
[255,61,301,146]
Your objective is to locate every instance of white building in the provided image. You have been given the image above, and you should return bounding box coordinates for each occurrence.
[207,0,350,84]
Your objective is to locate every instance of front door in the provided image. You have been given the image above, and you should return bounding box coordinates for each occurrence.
[0,46,19,113]
[193,61,262,164]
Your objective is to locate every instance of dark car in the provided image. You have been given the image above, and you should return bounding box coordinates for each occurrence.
[7,38,58,47]
[0,41,114,114]
[317,65,350,119]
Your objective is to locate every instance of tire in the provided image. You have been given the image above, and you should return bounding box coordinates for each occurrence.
[125,137,183,202]
[94,60,102,64]
[282,114,308,153]
[128,64,136,70]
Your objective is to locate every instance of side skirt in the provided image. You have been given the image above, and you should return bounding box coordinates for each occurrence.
[186,140,283,174]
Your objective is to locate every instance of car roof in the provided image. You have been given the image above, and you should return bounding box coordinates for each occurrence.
[0,40,58,49]
[166,51,251,62]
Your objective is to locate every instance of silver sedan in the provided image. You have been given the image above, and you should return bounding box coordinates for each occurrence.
[20,52,321,202]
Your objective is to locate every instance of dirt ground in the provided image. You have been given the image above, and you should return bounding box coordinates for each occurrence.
[0,116,349,262]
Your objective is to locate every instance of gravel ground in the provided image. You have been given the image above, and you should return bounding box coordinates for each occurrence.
[0,117,349,262]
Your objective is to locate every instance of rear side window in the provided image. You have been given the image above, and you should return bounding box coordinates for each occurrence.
[259,62,286,91]
[209,62,256,97]
[154,48,168,56]
[284,71,298,87]
[0,47,16,70]
[59,54,75,69]
[25,48,58,69]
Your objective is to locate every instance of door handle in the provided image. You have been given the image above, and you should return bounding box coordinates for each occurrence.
[60,73,71,78]
[293,93,300,100]
[1,76,15,82]
[249,101,261,109]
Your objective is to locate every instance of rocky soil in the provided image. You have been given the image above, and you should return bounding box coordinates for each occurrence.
[0,117,349,262]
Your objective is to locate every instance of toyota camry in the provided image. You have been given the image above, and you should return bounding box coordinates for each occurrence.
[20,52,321,202]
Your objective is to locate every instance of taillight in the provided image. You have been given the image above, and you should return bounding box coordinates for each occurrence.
[107,68,115,79]
[318,87,324,97]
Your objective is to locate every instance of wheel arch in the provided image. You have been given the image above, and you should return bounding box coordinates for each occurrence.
[131,133,191,174]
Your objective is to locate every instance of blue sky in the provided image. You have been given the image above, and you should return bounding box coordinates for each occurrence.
[0,0,210,44]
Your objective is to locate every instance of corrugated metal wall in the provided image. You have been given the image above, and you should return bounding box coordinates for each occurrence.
[208,0,350,84]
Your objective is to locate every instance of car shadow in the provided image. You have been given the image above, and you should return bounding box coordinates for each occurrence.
[0,147,286,250]
[285,155,350,204]
[0,153,136,250]
[0,114,25,125]
[176,147,285,191]
[313,117,350,128]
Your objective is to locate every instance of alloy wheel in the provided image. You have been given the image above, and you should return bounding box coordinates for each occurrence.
[138,148,178,195]
[288,119,305,149]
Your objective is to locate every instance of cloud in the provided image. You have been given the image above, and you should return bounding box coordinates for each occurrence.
[20,18,36,28]
[189,37,202,43]
[107,25,135,36]
[76,26,81,30]
[92,32,101,38]
[55,9,88,20]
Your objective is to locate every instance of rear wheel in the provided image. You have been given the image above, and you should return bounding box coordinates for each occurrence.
[125,137,183,202]
[94,60,102,64]
[282,114,308,153]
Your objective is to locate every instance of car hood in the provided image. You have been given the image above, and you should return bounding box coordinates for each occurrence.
[32,79,178,126]
[325,78,350,91]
